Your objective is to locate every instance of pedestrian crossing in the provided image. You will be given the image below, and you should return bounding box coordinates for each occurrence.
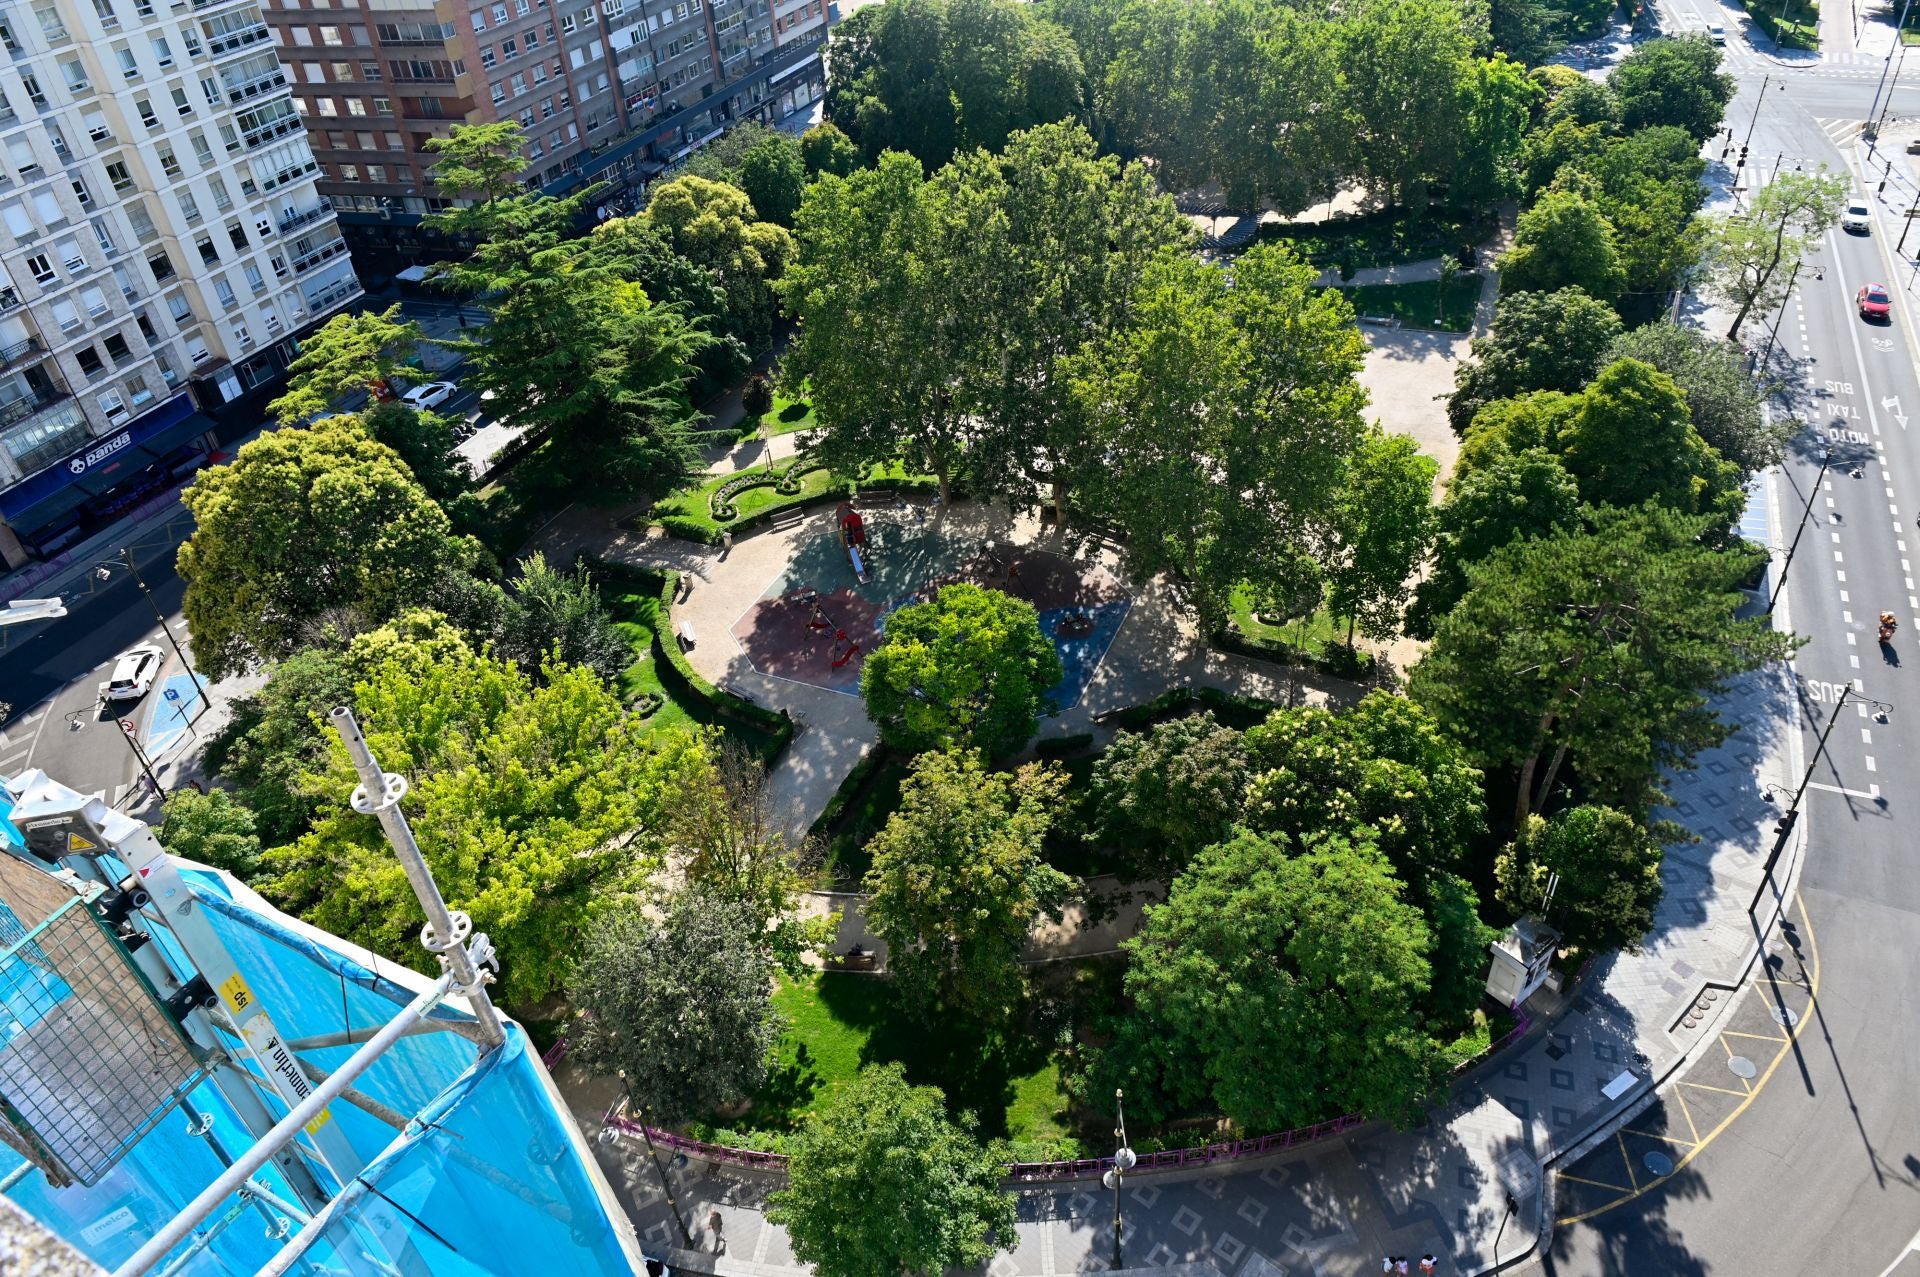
[1821,117,1868,148]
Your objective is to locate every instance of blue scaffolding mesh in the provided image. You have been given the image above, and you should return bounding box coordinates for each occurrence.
[1,865,638,1276]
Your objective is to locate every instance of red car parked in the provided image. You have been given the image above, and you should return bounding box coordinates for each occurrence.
[1859,283,1893,321]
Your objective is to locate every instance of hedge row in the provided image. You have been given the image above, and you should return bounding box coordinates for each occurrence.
[1101,685,1286,733]
[808,744,891,842]
[654,470,951,546]
[648,568,795,761]
[1211,624,1373,680]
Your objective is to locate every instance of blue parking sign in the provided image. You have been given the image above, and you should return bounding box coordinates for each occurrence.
[163,688,180,702]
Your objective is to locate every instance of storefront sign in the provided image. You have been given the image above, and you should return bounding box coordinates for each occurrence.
[70,430,133,475]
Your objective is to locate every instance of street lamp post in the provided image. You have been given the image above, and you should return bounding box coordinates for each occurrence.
[1759,262,1822,370]
[1767,449,1835,615]
[618,1074,694,1247]
[1751,685,1894,910]
[1100,1090,1136,1271]
[97,547,208,721]
[114,713,164,796]
[1868,0,1919,148]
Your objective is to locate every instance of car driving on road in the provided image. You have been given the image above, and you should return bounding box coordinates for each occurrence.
[1842,201,1872,234]
[1859,283,1894,321]
[400,381,460,411]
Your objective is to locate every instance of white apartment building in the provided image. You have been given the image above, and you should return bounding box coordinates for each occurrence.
[0,0,359,569]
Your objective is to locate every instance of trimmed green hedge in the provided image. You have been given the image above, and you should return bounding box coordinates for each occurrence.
[1034,733,1096,759]
[1101,686,1285,733]
[1211,624,1373,679]
[649,463,952,546]
[808,745,891,843]
[644,567,795,762]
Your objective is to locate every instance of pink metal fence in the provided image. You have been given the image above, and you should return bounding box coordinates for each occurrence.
[598,1107,1367,1182]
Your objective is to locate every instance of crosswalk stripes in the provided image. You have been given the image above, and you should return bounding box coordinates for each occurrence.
[1820,117,1867,148]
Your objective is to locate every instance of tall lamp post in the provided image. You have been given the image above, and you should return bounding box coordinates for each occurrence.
[1767,449,1835,615]
[1100,1090,1136,1271]
[1759,262,1822,370]
[617,1073,694,1247]
[96,547,208,720]
[1751,685,1893,909]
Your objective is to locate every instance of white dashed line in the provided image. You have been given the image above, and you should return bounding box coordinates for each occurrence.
[1866,756,1878,772]
[1863,728,1874,743]
[1848,632,1858,645]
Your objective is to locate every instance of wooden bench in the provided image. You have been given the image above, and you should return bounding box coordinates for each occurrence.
[676,619,697,648]
[829,949,878,971]
[771,509,807,532]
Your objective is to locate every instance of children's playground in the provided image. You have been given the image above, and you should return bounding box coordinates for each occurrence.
[728,496,1133,707]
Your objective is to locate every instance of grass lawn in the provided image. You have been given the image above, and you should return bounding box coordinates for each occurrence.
[729,973,1072,1153]
[1263,206,1497,272]
[596,564,778,753]
[1228,583,1349,658]
[740,392,818,441]
[1340,277,1482,333]
[651,459,932,540]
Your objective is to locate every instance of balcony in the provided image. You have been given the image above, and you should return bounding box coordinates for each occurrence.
[204,22,270,58]
[0,335,41,373]
[303,274,360,316]
[241,113,304,149]
[222,68,286,103]
[290,236,349,274]
[0,384,74,435]
[278,203,331,234]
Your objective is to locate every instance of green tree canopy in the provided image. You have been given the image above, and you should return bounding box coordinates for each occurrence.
[861,583,1063,758]
[204,647,357,845]
[1452,54,1541,207]
[1325,429,1437,643]
[566,889,783,1121]
[1406,446,1582,637]
[737,132,808,227]
[1555,358,1743,521]
[1497,805,1666,955]
[862,749,1072,1025]
[644,175,795,347]
[769,1062,1017,1277]
[1607,34,1735,140]
[259,639,706,1004]
[177,419,487,678]
[1330,0,1479,205]
[1702,167,1849,339]
[1110,831,1443,1130]
[1446,287,1623,432]
[1411,505,1798,831]
[494,552,628,684]
[666,737,835,976]
[1498,188,1626,300]
[1072,243,1368,627]
[1087,711,1251,880]
[157,788,263,880]
[799,121,862,177]
[1606,321,1779,474]
[423,121,530,206]
[358,400,471,507]
[268,305,424,426]
[823,0,1086,169]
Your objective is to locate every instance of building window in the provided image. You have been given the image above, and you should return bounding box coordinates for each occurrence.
[114,45,138,78]
[103,332,130,362]
[319,24,342,44]
[331,60,353,80]
[126,373,151,405]
[372,95,391,113]
[316,97,336,116]
[340,163,359,180]
[366,163,385,182]
[147,250,174,283]
[502,37,517,57]
[76,346,104,375]
[171,85,192,116]
[480,47,495,68]
[166,291,191,321]
[158,145,180,177]
[361,60,382,80]
[214,278,236,306]
[196,236,218,265]
[150,34,172,65]
[98,388,127,419]
[490,83,506,104]
[471,9,487,30]
[25,253,55,284]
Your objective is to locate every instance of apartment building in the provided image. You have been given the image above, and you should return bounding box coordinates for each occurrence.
[266,0,827,278]
[0,0,360,568]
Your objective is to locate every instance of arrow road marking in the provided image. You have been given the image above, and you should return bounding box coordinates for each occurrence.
[1883,396,1909,431]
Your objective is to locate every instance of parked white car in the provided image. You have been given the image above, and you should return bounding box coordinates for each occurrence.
[102,645,163,701]
[401,381,460,411]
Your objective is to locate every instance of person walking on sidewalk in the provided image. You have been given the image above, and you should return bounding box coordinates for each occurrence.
[708,1208,725,1253]
[1420,1256,1438,1275]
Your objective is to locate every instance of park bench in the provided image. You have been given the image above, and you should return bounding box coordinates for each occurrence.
[830,948,878,972]
[771,509,807,532]
[676,619,697,648]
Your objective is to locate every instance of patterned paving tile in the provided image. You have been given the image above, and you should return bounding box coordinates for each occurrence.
[1260,1165,1291,1190]
[1131,1184,1161,1209]
[1198,1176,1225,1200]
[1237,1196,1268,1227]
[1214,1231,1247,1263]
[1067,1192,1094,1217]
[1173,1205,1202,1236]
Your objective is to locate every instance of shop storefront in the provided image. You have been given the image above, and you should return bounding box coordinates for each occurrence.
[0,393,216,567]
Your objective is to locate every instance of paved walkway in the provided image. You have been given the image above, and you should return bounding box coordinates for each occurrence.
[556,469,1808,1277]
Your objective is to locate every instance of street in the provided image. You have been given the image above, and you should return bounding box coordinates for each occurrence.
[1540,28,1920,1275]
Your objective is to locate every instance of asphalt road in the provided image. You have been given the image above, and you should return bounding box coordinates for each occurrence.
[1538,44,1920,1277]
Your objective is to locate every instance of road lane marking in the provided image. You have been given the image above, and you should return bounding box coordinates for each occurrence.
[1862,729,1873,743]
[1809,781,1879,798]
[1866,756,1877,771]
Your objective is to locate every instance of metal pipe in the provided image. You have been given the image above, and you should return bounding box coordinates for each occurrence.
[153,1200,250,1277]
[110,971,456,1277]
[329,707,507,1049]
[285,1018,471,1053]
[0,1162,33,1192]
[294,1060,410,1129]
[242,1179,314,1225]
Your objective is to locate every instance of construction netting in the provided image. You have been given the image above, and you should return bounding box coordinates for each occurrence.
[0,863,641,1276]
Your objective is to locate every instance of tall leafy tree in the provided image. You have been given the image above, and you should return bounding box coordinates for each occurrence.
[423,121,533,228]
[1497,805,1667,956]
[1109,830,1443,1130]
[204,646,357,844]
[1606,35,1735,140]
[1325,429,1437,644]
[1446,287,1623,432]
[1498,188,1627,300]
[862,749,1073,1025]
[1606,321,1780,474]
[438,195,708,497]
[769,1062,1017,1277]
[1411,506,1798,831]
[495,552,629,683]
[260,639,706,1004]
[737,132,808,227]
[158,788,263,880]
[942,122,1191,524]
[1451,54,1542,208]
[666,737,835,976]
[799,121,862,177]
[359,401,471,507]
[861,584,1063,758]
[643,175,795,348]
[1555,359,1744,522]
[177,419,488,678]
[1073,244,1368,626]
[269,305,424,425]
[784,153,973,502]
[566,890,783,1121]
[1331,0,1477,205]
[1087,711,1251,880]
[1406,447,1582,637]
[1702,168,1848,339]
